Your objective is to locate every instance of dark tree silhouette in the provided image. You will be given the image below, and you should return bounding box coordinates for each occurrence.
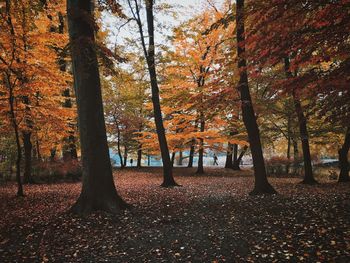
[127,0,178,186]
[67,0,127,215]
[236,0,276,195]
[284,57,317,184]
[338,127,350,182]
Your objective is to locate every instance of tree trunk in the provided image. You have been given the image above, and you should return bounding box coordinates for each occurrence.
[284,57,317,184]
[178,151,183,166]
[36,137,41,161]
[67,0,127,215]
[15,131,23,196]
[233,145,248,170]
[23,132,34,184]
[137,143,142,168]
[293,92,316,184]
[225,143,233,168]
[292,138,299,173]
[233,144,238,164]
[171,152,176,166]
[196,112,205,174]
[50,148,56,162]
[145,0,177,186]
[286,116,291,174]
[5,72,24,197]
[123,145,128,167]
[116,126,124,168]
[338,127,350,182]
[4,0,24,196]
[236,0,276,194]
[187,139,195,168]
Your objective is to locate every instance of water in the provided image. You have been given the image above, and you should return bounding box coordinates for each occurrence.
[109,149,253,168]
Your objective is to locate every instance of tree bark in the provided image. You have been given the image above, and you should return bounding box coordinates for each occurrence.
[144,0,177,186]
[67,0,127,215]
[5,73,24,197]
[232,145,248,170]
[178,151,183,166]
[137,143,142,168]
[187,139,195,168]
[171,152,176,166]
[225,143,233,168]
[233,143,238,164]
[123,145,128,167]
[236,0,276,194]
[116,124,124,168]
[338,127,350,182]
[50,148,56,162]
[4,0,24,196]
[284,57,317,184]
[36,137,41,161]
[23,132,34,184]
[286,116,291,174]
[196,112,205,174]
[292,138,299,173]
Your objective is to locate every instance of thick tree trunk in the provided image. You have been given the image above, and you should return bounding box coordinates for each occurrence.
[196,112,205,174]
[338,127,350,182]
[236,0,276,194]
[145,0,177,186]
[67,0,127,215]
[187,139,195,168]
[232,145,248,170]
[284,57,317,184]
[23,132,34,184]
[225,143,233,168]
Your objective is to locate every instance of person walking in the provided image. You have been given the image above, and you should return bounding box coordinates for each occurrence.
[213,154,219,166]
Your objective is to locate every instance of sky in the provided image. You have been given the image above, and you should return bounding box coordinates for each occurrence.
[102,0,225,48]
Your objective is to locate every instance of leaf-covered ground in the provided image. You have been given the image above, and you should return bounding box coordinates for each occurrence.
[0,168,349,262]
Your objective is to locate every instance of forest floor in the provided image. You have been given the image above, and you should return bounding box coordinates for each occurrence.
[0,167,349,262]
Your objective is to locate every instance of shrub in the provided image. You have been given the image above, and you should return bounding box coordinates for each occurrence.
[266,156,294,175]
[35,159,82,183]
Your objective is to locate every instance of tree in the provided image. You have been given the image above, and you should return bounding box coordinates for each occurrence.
[67,0,127,214]
[246,0,350,183]
[103,67,147,169]
[161,7,240,174]
[338,128,350,182]
[126,0,178,186]
[235,0,276,194]
[284,57,317,184]
[1,0,74,194]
